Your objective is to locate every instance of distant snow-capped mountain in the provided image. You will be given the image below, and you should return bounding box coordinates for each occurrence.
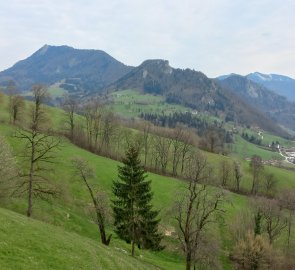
[246,72,295,101]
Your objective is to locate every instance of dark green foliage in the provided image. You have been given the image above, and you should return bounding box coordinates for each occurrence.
[254,210,263,235]
[112,146,163,252]
[109,59,285,136]
[242,132,262,145]
[140,111,233,144]
[143,77,163,94]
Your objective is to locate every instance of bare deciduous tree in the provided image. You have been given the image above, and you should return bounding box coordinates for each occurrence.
[174,153,225,270]
[171,125,185,176]
[153,130,172,173]
[250,155,264,194]
[199,129,222,153]
[9,95,25,124]
[71,156,112,245]
[140,121,153,166]
[233,161,243,192]
[230,210,255,245]
[14,84,60,217]
[180,130,194,174]
[256,197,287,244]
[0,136,18,200]
[6,81,25,124]
[121,128,134,150]
[62,94,77,140]
[279,189,295,249]
[263,173,277,196]
[83,99,102,150]
[99,112,117,155]
[219,159,231,187]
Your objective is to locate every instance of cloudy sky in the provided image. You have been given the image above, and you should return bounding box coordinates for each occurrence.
[0,0,294,78]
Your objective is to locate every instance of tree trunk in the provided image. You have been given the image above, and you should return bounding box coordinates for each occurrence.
[27,140,35,217]
[181,150,186,174]
[83,176,111,245]
[287,211,292,249]
[27,174,33,217]
[186,252,192,270]
[251,177,256,194]
[172,149,179,176]
[98,219,112,245]
[131,239,135,257]
[144,140,148,166]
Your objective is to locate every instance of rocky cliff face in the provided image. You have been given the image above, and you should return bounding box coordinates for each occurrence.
[218,74,295,132]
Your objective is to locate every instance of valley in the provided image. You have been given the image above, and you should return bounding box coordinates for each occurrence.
[0,46,295,270]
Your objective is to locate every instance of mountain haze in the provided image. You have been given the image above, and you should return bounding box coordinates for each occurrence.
[107,60,285,135]
[218,74,295,133]
[0,45,133,94]
[247,72,295,102]
[0,45,290,136]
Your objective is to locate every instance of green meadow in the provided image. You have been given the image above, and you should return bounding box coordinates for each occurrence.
[1,91,295,269]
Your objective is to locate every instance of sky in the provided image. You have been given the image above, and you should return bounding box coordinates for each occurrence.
[0,0,294,78]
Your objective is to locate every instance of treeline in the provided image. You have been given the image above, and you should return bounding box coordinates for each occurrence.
[65,98,198,177]
[242,132,262,145]
[1,85,295,269]
[140,111,233,152]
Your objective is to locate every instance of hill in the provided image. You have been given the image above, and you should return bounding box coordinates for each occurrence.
[217,74,295,133]
[247,72,295,102]
[0,45,133,95]
[0,46,290,136]
[106,60,286,136]
[1,94,295,269]
[0,207,160,270]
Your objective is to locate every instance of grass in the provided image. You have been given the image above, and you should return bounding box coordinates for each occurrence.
[0,207,160,270]
[0,123,185,269]
[47,87,68,99]
[261,132,295,148]
[22,87,67,99]
[109,89,191,118]
[1,119,294,269]
[1,92,295,269]
[231,134,283,160]
[239,127,295,148]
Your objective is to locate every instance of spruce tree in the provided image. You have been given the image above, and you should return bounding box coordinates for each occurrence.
[112,146,162,256]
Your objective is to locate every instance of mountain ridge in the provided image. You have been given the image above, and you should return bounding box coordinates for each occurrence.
[0,44,133,94]
[0,45,291,136]
[106,59,287,136]
[217,74,295,132]
[247,72,295,101]
[218,72,295,102]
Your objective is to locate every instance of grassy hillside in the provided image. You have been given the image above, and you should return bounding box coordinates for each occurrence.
[0,207,160,270]
[1,92,295,269]
[1,120,295,269]
[0,122,186,269]
[108,89,191,118]
[231,134,283,160]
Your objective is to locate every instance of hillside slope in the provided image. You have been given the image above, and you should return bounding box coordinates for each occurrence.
[107,60,285,136]
[1,98,295,269]
[0,46,289,136]
[0,207,159,270]
[217,74,295,133]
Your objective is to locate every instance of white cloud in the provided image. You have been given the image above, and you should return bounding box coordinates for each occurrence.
[0,0,294,77]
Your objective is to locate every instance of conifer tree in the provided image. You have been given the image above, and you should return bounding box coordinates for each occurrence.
[112,146,162,256]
